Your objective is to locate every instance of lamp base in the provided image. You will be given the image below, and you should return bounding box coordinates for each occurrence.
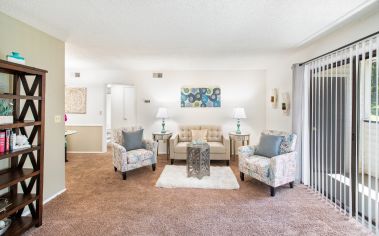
[161,119,166,134]
[236,119,241,134]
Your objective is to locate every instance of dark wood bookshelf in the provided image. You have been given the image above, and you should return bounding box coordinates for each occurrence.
[0,121,42,130]
[0,59,46,235]
[0,169,40,190]
[3,217,37,236]
[0,194,37,220]
[0,146,40,161]
[0,94,42,100]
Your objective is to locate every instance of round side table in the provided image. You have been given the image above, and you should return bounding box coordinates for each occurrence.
[229,132,251,159]
[152,131,173,160]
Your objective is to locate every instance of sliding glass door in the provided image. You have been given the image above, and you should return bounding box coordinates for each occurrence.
[309,55,351,213]
[306,36,378,233]
[355,49,378,230]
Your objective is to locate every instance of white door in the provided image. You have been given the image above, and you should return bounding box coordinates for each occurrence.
[110,85,136,129]
[123,86,136,125]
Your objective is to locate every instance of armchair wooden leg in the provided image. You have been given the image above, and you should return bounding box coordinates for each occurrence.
[289,181,294,188]
[240,172,244,181]
[171,159,174,165]
[152,163,156,171]
[122,172,127,180]
[270,187,275,197]
[114,167,117,172]
[226,160,230,166]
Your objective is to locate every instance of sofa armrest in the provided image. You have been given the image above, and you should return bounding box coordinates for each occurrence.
[222,136,230,158]
[270,152,297,180]
[170,134,179,159]
[112,143,127,171]
[143,139,158,162]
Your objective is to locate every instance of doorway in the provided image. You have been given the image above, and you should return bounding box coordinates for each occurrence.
[105,84,137,144]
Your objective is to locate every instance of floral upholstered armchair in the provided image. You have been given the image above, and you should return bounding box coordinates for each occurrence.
[238,130,297,196]
[112,127,158,180]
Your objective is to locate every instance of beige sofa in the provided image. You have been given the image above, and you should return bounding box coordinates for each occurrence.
[169,125,230,165]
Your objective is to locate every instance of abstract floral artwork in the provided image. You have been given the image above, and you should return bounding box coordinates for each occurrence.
[181,87,221,107]
[65,87,87,114]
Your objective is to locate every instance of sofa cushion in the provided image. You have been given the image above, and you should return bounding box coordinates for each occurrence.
[202,125,222,142]
[255,134,284,158]
[112,126,142,144]
[280,133,297,154]
[122,129,144,151]
[126,149,154,164]
[208,142,226,154]
[174,142,190,153]
[263,130,297,154]
[178,125,201,142]
[191,129,207,142]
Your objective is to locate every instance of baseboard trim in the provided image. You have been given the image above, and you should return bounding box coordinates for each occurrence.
[43,188,67,204]
[22,188,67,216]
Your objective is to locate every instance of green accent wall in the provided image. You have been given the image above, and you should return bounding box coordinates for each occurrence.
[0,12,66,201]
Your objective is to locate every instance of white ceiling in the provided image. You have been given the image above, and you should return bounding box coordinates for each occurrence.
[0,0,377,69]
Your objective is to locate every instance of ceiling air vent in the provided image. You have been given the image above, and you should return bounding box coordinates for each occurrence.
[152,73,163,79]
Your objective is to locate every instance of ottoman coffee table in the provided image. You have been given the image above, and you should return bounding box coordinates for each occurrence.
[186,143,210,179]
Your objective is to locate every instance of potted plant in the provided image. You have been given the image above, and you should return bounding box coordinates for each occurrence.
[0,99,13,124]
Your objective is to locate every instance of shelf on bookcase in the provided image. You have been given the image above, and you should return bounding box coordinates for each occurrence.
[0,146,40,161]
[0,193,37,220]
[0,94,42,100]
[0,59,47,76]
[0,169,40,190]
[0,121,41,130]
[3,216,37,236]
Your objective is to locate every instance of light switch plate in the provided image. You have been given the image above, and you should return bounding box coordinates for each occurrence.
[54,115,61,123]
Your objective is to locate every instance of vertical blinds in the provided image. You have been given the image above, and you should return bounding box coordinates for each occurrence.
[304,33,378,233]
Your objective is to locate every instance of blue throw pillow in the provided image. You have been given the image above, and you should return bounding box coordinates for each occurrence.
[255,134,284,158]
[122,129,144,151]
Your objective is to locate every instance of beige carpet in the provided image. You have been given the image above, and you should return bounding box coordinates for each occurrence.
[25,150,371,236]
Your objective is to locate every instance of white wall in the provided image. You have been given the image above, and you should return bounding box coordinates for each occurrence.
[293,10,379,64]
[66,46,295,134]
[65,85,105,126]
[135,70,267,144]
[65,75,106,152]
[65,69,268,151]
[65,9,379,151]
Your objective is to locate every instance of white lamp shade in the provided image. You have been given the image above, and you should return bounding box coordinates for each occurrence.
[156,108,168,118]
[233,108,247,119]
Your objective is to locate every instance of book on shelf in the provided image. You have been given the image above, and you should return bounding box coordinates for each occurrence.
[9,132,15,151]
[5,130,10,152]
[0,131,5,153]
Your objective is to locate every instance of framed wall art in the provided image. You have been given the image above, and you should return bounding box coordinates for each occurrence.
[65,87,87,114]
[181,87,221,108]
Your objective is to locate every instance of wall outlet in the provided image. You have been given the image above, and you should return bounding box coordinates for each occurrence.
[54,115,61,123]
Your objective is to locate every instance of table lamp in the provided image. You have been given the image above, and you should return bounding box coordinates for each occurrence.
[156,108,168,133]
[233,108,246,134]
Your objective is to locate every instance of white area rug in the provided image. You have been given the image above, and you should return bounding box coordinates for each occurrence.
[155,165,240,189]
